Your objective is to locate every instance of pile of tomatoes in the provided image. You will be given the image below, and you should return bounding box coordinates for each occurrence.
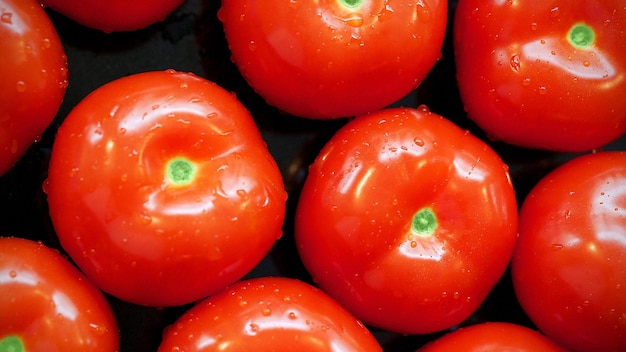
[1,0,625,351]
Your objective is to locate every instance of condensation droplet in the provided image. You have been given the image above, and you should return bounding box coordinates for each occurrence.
[16,81,26,92]
[549,6,560,18]
[261,307,272,316]
[1,11,12,24]
[510,55,521,72]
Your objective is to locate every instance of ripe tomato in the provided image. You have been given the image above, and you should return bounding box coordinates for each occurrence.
[46,70,287,307]
[158,276,382,351]
[218,0,447,119]
[0,0,68,176]
[39,0,185,32]
[453,0,626,152]
[0,237,119,351]
[417,322,566,352]
[294,107,518,334]
[512,151,626,352]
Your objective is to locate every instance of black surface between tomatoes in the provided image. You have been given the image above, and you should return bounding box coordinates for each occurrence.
[1,0,624,351]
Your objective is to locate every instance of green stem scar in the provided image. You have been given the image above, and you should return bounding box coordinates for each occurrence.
[567,23,595,49]
[412,207,437,237]
[0,336,24,352]
[339,0,362,8]
[166,157,197,186]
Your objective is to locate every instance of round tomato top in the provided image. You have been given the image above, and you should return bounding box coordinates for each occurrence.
[219,0,448,119]
[0,0,68,176]
[158,277,382,352]
[39,0,186,32]
[417,322,566,352]
[0,237,119,351]
[295,107,519,334]
[513,151,626,352]
[46,70,287,307]
[454,0,626,152]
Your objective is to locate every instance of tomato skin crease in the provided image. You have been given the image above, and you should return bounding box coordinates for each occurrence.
[0,0,68,176]
[46,70,287,307]
[219,0,448,119]
[0,237,120,351]
[158,277,383,351]
[454,0,626,152]
[513,151,626,352]
[295,107,518,334]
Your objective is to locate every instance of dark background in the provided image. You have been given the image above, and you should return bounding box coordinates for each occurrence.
[1,0,624,350]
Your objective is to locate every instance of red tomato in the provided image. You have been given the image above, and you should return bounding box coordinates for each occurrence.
[417,322,566,352]
[39,0,185,32]
[218,0,447,119]
[0,0,68,176]
[512,151,626,352]
[46,70,287,307]
[0,237,119,351]
[158,276,382,351]
[294,107,518,334]
[453,0,626,152]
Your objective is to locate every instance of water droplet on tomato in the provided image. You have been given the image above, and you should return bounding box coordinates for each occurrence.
[42,179,50,194]
[288,311,297,320]
[42,38,51,49]
[537,86,548,95]
[583,60,591,67]
[140,213,152,225]
[552,244,564,250]
[341,13,364,27]
[248,40,257,51]
[530,22,538,30]
[8,270,16,278]
[248,323,259,334]
[415,0,432,23]
[1,11,12,24]
[522,77,531,86]
[413,138,425,147]
[15,81,26,92]
[509,55,521,72]
[261,307,272,316]
[549,6,560,18]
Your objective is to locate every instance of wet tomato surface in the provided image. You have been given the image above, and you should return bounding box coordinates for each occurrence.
[0,0,68,176]
[0,237,119,351]
[454,0,626,152]
[46,70,287,307]
[295,107,518,334]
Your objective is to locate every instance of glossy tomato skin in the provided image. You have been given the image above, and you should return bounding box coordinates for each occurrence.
[0,0,68,176]
[158,277,382,352]
[454,1,626,152]
[417,322,566,352]
[512,151,626,352]
[40,0,185,32]
[218,0,447,119]
[46,70,287,307]
[0,237,119,351]
[295,107,518,334]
